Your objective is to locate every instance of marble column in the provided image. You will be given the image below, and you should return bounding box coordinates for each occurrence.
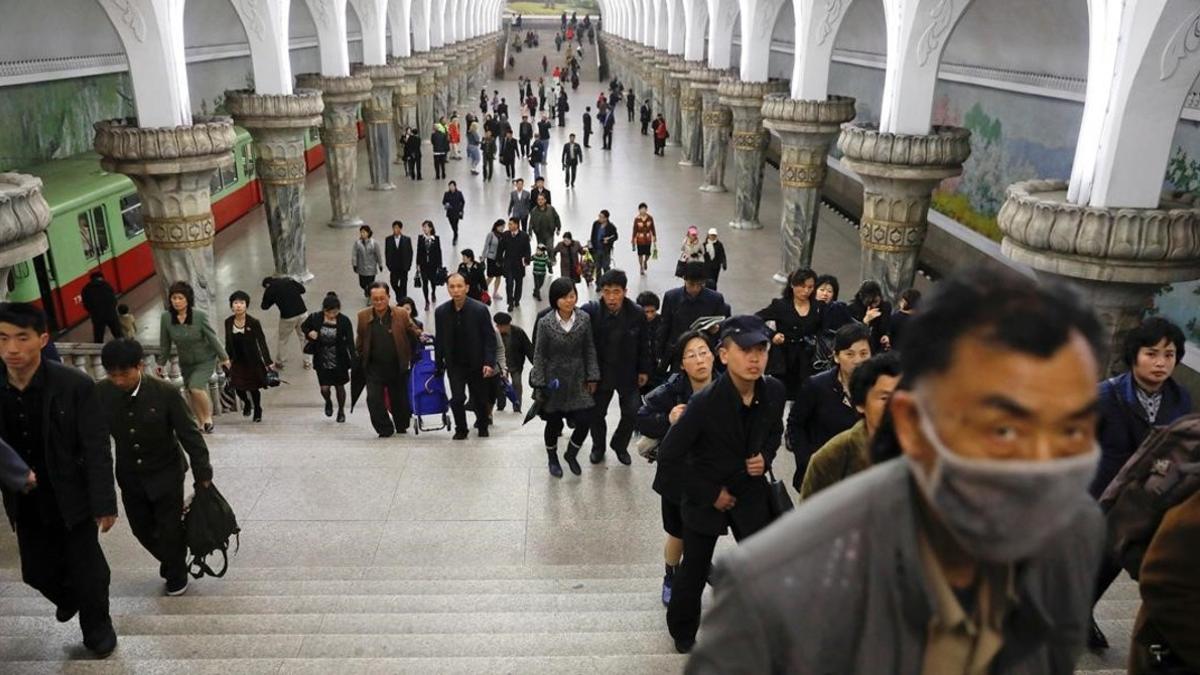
[416,66,436,141]
[698,82,731,193]
[838,123,971,301]
[718,78,789,230]
[0,173,51,302]
[677,62,708,167]
[763,94,857,281]
[663,57,686,147]
[225,89,324,281]
[430,55,451,125]
[353,63,405,192]
[93,117,236,322]
[390,57,423,163]
[652,52,670,116]
[643,52,663,112]
[998,180,1200,374]
[295,72,373,229]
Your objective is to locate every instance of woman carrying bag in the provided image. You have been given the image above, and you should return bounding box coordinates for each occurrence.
[302,292,356,423]
[415,220,443,309]
[675,226,705,278]
[351,225,384,300]
[223,290,273,422]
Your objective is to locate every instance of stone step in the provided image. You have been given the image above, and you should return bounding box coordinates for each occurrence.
[0,609,667,638]
[0,591,663,617]
[0,655,687,674]
[0,631,677,661]
[0,577,663,599]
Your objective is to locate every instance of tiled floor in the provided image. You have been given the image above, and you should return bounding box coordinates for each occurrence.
[3,57,1131,672]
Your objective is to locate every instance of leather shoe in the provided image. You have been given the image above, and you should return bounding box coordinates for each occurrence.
[673,637,694,654]
[1087,617,1109,651]
[55,604,78,623]
[614,448,632,465]
[478,427,489,438]
[589,448,605,464]
[564,445,582,475]
[84,625,118,658]
[453,429,470,440]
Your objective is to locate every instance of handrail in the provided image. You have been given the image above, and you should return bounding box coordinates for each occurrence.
[55,342,226,416]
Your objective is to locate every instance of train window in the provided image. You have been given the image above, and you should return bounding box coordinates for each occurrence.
[78,212,96,260]
[91,206,110,255]
[120,194,144,237]
[209,169,223,195]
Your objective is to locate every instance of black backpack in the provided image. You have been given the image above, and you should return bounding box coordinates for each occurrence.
[185,482,241,579]
[1098,413,1200,579]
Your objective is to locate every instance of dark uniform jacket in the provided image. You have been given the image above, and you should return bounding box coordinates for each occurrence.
[96,374,212,498]
[385,233,414,274]
[638,372,701,503]
[785,366,860,489]
[658,373,785,536]
[260,277,307,319]
[433,298,497,373]
[0,361,116,529]
[501,325,533,373]
[580,298,651,388]
[562,142,583,166]
[497,230,532,278]
[659,286,730,362]
[81,278,118,320]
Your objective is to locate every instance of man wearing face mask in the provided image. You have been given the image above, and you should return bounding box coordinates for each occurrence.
[685,268,1106,674]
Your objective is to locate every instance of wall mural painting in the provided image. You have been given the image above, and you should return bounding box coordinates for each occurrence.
[0,73,135,171]
[506,0,600,17]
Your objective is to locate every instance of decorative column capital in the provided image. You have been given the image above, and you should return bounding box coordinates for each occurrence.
[352,63,406,123]
[837,122,971,181]
[998,179,1200,285]
[294,73,373,107]
[762,94,857,189]
[718,79,789,145]
[224,89,325,131]
[0,172,51,267]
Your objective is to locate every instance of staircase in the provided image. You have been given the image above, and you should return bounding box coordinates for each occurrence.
[503,18,600,85]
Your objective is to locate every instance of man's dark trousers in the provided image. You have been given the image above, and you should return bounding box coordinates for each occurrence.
[16,505,112,641]
[367,374,410,436]
[590,380,640,453]
[92,314,123,343]
[505,274,524,304]
[120,477,186,582]
[390,269,409,301]
[519,138,530,156]
[602,129,613,149]
[583,129,592,148]
[564,164,577,187]
[447,365,489,432]
[667,515,767,644]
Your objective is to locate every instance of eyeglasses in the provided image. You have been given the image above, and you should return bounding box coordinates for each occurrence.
[682,349,711,361]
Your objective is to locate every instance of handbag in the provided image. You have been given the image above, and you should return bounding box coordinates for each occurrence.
[480,290,492,306]
[651,242,659,260]
[413,271,423,287]
[264,369,282,388]
[765,468,794,520]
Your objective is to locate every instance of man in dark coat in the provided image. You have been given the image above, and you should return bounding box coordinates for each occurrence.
[626,90,636,122]
[384,220,414,301]
[0,302,118,657]
[561,133,583,189]
[496,218,531,312]
[355,283,423,437]
[435,274,498,439]
[582,106,593,148]
[657,315,784,653]
[602,107,616,150]
[659,262,731,364]
[640,101,652,134]
[494,312,532,414]
[260,274,307,369]
[518,115,533,157]
[499,129,518,179]
[404,128,422,180]
[581,269,652,465]
[96,338,212,596]
[589,209,619,275]
[81,272,122,343]
[530,175,552,206]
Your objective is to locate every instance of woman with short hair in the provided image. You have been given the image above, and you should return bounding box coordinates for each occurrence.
[158,281,229,433]
[302,292,356,423]
[224,290,272,422]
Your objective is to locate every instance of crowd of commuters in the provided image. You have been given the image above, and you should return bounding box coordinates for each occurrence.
[3,57,1198,673]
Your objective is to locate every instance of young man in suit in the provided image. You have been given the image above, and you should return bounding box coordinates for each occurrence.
[434,274,498,440]
[562,133,584,189]
[97,338,212,597]
[384,220,414,300]
[508,178,532,232]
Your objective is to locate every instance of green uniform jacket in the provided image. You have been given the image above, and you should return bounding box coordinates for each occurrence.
[96,374,213,499]
[159,309,228,367]
[799,419,870,500]
[528,205,561,248]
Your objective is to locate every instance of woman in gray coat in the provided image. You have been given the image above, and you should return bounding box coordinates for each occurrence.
[482,219,505,302]
[530,277,599,478]
[351,225,384,299]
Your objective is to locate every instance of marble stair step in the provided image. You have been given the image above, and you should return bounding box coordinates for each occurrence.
[0,577,662,598]
[0,591,664,617]
[0,610,667,638]
[0,631,677,661]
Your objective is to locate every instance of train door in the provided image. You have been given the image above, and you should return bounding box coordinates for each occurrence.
[77,204,119,286]
[32,254,63,333]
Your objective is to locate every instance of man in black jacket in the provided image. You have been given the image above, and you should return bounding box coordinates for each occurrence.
[589,210,618,275]
[500,128,518,180]
[96,339,212,597]
[582,269,651,465]
[602,107,616,150]
[404,127,422,180]
[657,314,784,653]
[384,220,414,300]
[518,115,533,157]
[81,272,122,343]
[497,218,531,311]
[659,262,731,365]
[261,275,308,370]
[494,312,532,414]
[435,274,498,439]
[530,175,552,206]
[562,133,583,189]
[0,302,118,657]
[582,106,593,148]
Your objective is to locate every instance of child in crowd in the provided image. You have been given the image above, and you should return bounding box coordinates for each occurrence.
[531,243,553,301]
[117,304,137,339]
[580,245,596,287]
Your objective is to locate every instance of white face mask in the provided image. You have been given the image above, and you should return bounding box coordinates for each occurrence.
[906,401,1099,563]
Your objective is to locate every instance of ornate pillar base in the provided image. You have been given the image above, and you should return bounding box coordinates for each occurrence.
[94,117,236,322]
[354,63,405,192]
[719,79,789,230]
[296,73,373,229]
[226,89,324,282]
[998,180,1200,373]
[0,173,51,302]
[417,66,437,142]
[763,94,857,281]
[839,123,971,301]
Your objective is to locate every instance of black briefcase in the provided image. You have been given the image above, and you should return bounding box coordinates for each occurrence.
[765,469,794,520]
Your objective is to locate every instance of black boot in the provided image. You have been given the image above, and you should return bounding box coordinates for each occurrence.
[547,447,563,478]
[1087,616,1109,651]
[564,441,582,475]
